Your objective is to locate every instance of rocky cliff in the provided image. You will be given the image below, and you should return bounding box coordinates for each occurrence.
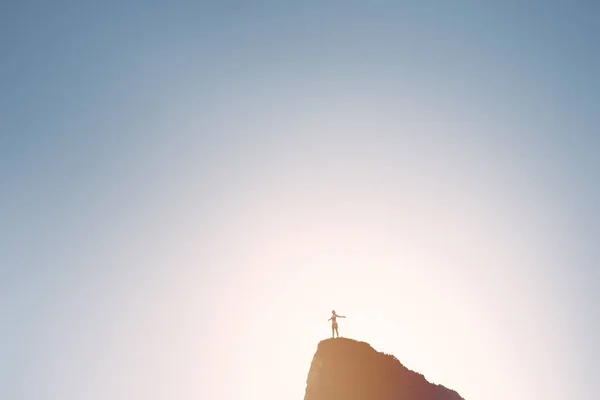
[304,338,464,400]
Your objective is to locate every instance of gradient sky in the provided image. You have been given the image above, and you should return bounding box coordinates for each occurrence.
[1,2,599,400]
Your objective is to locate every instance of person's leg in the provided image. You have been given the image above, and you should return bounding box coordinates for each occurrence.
[331,326,335,338]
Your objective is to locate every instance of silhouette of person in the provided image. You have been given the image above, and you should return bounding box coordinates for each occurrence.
[328,310,346,338]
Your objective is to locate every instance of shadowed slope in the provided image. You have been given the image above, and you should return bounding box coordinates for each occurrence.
[304,338,464,400]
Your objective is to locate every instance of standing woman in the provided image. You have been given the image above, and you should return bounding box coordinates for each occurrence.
[328,310,346,338]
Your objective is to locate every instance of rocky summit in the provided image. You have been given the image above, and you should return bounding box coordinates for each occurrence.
[304,338,464,400]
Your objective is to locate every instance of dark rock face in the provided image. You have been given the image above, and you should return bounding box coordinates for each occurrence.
[304,338,464,400]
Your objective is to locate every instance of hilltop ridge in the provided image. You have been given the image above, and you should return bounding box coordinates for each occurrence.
[303,338,464,400]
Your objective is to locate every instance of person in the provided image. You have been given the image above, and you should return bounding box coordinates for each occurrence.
[328,310,346,338]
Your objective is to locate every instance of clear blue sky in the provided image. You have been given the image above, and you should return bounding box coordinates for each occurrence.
[1,2,599,400]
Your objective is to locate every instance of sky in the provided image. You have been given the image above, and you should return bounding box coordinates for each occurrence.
[1,1,599,400]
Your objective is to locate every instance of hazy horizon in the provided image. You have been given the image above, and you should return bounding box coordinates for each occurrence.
[2,2,599,400]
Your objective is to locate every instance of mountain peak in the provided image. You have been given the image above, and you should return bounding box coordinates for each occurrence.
[304,338,464,400]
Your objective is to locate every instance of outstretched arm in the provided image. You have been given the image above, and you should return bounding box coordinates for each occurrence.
[328,317,332,321]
